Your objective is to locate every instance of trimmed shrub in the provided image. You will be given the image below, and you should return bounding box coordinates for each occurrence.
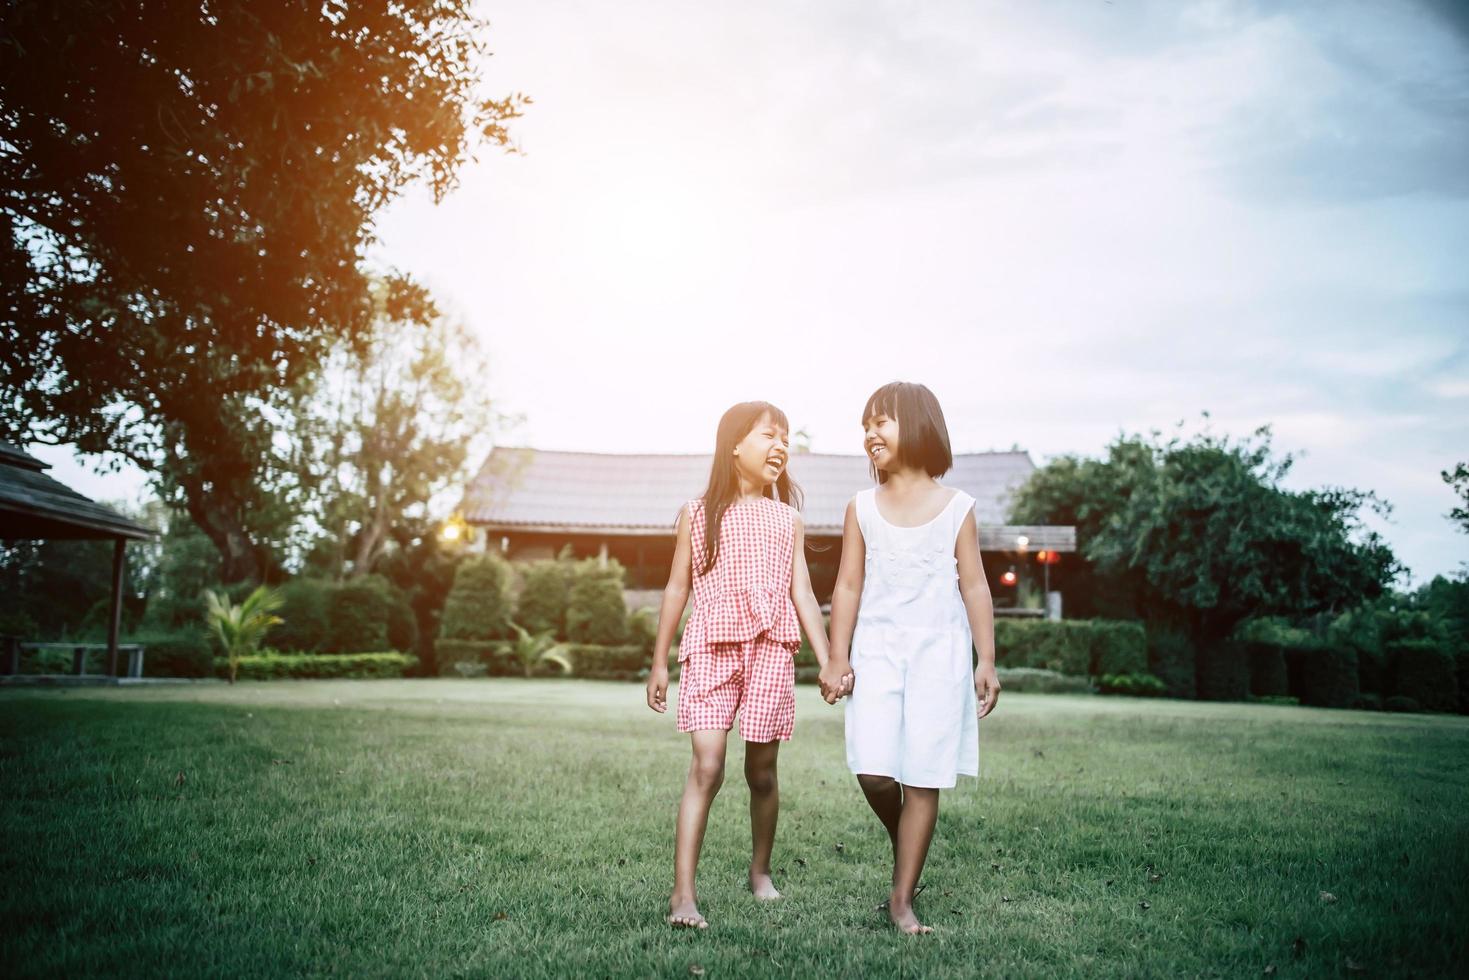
[994,666,1094,694]
[1091,621,1147,676]
[566,561,629,645]
[328,576,391,653]
[1383,695,1421,713]
[626,608,657,655]
[434,639,518,677]
[1352,693,1382,711]
[1245,641,1290,698]
[1388,639,1457,713]
[440,555,513,641]
[993,620,1090,676]
[1096,672,1167,697]
[215,652,414,680]
[1195,639,1249,701]
[1146,624,1196,698]
[1296,641,1359,708]
[566,643,648,680]
[270,578,333,653]
[130,630,214,678]
[516,560,573,638]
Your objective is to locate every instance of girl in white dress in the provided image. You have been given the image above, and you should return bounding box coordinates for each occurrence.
[818,381,1001,935]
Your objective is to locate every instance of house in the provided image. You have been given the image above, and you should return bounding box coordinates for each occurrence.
[457,448,1075,615]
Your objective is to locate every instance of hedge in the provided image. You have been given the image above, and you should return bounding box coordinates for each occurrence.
[1245,641,1290,698]
[130,630,214,678]
[1295,641,1358,709]
[516,560,573,637]
[1146,624,1196,698]
[1096,672,1167,697]
[440,555,513,641]
[994,667,1094,694]
[268,576,415,654]
[1389,639,1457,713]
[993,620,1144,677]
[215,652,415,680]
[1195,639,1248,701]
[434,639,649,680]
[566,561,629,645]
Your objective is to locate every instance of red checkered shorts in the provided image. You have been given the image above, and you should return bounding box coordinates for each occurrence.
[677,636,797,743]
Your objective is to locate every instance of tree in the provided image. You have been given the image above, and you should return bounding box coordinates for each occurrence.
[1443,462,1469,535]
[1,1,526,583]
[290,284,498,580]
[1011,423,1401,645]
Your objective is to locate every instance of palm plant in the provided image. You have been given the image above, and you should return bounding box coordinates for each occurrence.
[205,586,285,684]
[508,623,572,678]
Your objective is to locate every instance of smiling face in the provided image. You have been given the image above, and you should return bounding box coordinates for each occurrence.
[864,410,901,474]
[733,412,790,490]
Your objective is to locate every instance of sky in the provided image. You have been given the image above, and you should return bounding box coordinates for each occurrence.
[38,0,1469,582]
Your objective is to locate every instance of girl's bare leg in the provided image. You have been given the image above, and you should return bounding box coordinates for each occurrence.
[669,730,729,927]
[856,773,904,860]
[744,739,782,899]
[889,785,939,934]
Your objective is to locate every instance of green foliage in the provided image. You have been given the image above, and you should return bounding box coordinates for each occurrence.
[0,1,525,582]
[1456,649,1469,715]
[270,579,333,653]
[1295,641,1359,709]
[434,640,519,677]
[993,619,1146,678]
[204,586,284,683]
[516,560,574,637]
[440,555,513,641]
[564,644,652,681]
[432,639,649,680]
[1010,425,1401,649]
[508,624,571,679]
[216,652,414,681]
[140,516,223,631]
[328,577,391,653]
[565,561,629,646]
[0,539,121,639]
[1090,621,1148,675]
[1096,673,1168,697]
[1388,639,1457,713]
[127,630,214,678]
[1146,623,1196,698]
[1443,462,1469,534]
[1383,695,1422,713]
[1195,639,1249,701]
[626,608,658,655]
[993,667,1094,694]
[1244,642,1290,698]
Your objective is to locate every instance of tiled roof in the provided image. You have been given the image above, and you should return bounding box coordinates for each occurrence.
[0,441,154,540]
[461,448,1071,549]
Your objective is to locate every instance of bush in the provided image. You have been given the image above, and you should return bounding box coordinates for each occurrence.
[1388,639,1457,713]
[434,639,518,677]
[1195,639,1248,701]
[1146,624,1196,698]
[1096,672,1167,697]
[215,652,414,680]
[1091,621,1148,676]
[626,608,657,655]
[566,560,629,645]
[994,666,1094,694]
[440,555,513,641]
[1352,692,1382,711]
[270,578,333,652]
[1295,641,1359,708]
[565,643,648,680]
[993,620,1090,676]
[1245,641,1290,698]
[516,560,573,638]
[129,630,214,678]
[1456,648,1469,715]
[328,576,391,653]
[1383,695,1422,713]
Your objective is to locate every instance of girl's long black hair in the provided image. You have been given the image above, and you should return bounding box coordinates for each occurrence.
[696,401,803,576]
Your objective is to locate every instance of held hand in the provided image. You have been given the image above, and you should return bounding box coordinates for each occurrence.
[975,663,1001,719]
[646,668,668,713]
[840,670,855,699]
[818,661,850,705]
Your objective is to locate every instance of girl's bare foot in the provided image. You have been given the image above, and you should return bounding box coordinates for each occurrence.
[887,901,932,935]
[667,895,708,928]
[748,869,782,900]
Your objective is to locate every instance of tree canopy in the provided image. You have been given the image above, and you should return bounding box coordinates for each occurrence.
[1010,424,1401,641]
[1,0,525,582]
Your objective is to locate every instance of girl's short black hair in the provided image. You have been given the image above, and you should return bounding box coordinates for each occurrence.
[861,381,953,484]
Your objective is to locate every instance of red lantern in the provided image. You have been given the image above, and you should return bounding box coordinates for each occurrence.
[1000,568,1017,587]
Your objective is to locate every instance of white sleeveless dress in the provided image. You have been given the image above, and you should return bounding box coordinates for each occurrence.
[845,486,980,789]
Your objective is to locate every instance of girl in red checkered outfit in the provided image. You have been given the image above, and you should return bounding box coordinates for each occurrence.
[645,401,845,929]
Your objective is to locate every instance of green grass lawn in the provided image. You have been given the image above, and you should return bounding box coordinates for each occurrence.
[2,680,1466,978]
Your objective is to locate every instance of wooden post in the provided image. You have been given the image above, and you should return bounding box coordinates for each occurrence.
[107,538,125,677]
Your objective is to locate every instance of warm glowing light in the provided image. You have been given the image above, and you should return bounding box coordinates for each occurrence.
[1000,569,1018,586]
[1016,535,1029,550]
[440,522,461,542]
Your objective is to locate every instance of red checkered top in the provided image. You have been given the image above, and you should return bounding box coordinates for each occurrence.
[680,496,801,659]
